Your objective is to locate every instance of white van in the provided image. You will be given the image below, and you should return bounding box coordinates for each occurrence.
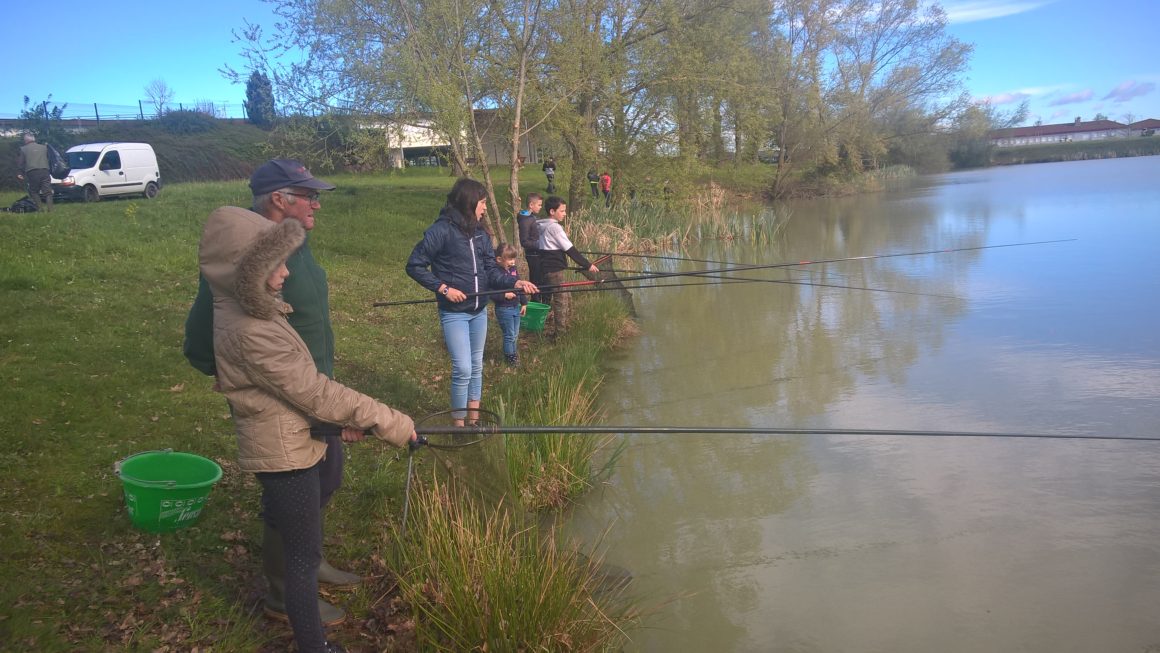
[54,142,162,201]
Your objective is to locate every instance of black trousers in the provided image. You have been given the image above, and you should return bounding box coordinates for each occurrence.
[257,464,326,652]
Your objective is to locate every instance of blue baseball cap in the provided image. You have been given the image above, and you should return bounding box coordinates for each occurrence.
[249,159,336,195]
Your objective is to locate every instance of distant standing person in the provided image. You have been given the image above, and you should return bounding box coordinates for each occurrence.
[517,193,545,302]
[16,134,52,212]
[543,157,556,193]
[492,243,528,366]
[587,169,599,199]
[537,196,598,337]
[406,178,538,425]
[600,171,612,208]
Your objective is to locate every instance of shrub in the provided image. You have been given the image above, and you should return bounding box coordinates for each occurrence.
[158,110,217,135]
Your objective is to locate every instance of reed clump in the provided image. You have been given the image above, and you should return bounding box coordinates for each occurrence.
[503,371,611,511]
[490,297,629,511]
[391,476,637,652]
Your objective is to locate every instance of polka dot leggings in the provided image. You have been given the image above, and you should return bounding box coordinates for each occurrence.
[257,465,325,653]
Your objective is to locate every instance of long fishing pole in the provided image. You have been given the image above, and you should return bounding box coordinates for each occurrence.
[373,239,1072,307]
[554,272,958,300]
[375,269,955,308]
[582,250,740,266]
[563,238,1076,290]
[396,411,1154,532]
[412,424,1160,444]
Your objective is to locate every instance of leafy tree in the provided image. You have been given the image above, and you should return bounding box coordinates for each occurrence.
[19,95,68,145]
[948,99,1027,169]
[244,70,277,127]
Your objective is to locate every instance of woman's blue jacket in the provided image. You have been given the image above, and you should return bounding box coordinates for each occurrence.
[406,205,515,313]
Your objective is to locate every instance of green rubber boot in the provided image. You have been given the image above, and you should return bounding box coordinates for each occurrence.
[262,525,346,627]
[318,517,361,589]
[317,558,361,589]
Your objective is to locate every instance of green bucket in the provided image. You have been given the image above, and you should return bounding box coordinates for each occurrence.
[520,301,551,332]
[115,450,222,532]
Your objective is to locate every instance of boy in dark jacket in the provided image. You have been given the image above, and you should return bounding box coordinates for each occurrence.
[517,193,544,301]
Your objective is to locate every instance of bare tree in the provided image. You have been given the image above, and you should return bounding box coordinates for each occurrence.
[144,78,175,117]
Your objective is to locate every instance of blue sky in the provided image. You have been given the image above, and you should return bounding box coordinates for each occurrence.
[3,0,1158,126]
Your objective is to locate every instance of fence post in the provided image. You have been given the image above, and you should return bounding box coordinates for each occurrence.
[94,103,100,125]
[138,100,144,120]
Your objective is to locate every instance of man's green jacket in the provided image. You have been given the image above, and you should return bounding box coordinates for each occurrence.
[184,229,336,379]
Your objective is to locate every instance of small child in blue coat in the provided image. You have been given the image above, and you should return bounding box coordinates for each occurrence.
[492,243,528,366]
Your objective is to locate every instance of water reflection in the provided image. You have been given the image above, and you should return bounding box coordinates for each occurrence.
[569,157,1160,652]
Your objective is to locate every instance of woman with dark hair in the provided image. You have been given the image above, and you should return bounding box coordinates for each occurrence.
[406,178,538,424]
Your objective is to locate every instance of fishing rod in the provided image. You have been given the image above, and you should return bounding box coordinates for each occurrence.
[396,410,1156,534]
[566,238,1076,290]
[412,423,1160,445]
[553,272,958,300]
[374,239,1071,307]
[582,250,742,266]
[375,270,955,306]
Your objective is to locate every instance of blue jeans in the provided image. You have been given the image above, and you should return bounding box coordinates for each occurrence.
[440,308,488,418]
[495,304,521,356]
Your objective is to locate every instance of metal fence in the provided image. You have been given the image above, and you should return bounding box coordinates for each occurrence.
[0,100,248,122]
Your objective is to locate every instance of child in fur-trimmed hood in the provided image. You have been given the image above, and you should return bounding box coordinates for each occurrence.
[198,206,415,653]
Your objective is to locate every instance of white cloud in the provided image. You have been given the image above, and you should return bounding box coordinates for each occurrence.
[983,91,1031,105]
[939,0,1054,23]
[1048,90,1094,106]
[1103,80,1157,103]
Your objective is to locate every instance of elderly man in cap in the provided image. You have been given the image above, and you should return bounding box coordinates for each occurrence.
[16,133,53,212]
[183,159,358,627]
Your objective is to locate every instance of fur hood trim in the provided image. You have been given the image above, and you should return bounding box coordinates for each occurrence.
[236,219,304,319]
[198,206,305,319]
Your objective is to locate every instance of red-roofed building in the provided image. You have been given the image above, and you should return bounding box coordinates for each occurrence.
[1129,119,1160,136]
[990,117,1128,147]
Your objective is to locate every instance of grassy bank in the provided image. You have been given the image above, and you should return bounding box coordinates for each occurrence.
[0,169,636,651]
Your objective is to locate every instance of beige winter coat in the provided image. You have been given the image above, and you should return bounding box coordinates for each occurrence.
[199,206,413,472]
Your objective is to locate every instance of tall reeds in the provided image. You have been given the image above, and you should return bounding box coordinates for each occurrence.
[391,476,637,652]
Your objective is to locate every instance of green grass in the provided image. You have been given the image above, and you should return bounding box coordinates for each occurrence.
[0,169,637,651]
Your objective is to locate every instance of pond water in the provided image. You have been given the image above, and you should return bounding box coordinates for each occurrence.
[567,156,1160,652]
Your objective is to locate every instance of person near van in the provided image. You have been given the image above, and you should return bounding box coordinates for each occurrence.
[183,159,362,627]
[537,196,598,337]
[587,169,600,199]
[198,208,415,653]
[600,171,612,208]
[406,178,538,425]
[16,134,52,212]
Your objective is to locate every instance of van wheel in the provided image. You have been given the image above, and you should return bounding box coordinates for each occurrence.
[143,182,159,199]
[83,185,100,202]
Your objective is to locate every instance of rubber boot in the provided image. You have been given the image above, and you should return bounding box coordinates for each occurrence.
[317,516,361,589]
[262,524,347,627]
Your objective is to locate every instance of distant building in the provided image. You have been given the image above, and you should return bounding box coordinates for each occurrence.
[990,117,1130,147]
[1129,119,1160,136]
[375,109,546,168]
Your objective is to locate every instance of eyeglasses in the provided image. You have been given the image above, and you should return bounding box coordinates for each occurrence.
[283,190,321,203]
